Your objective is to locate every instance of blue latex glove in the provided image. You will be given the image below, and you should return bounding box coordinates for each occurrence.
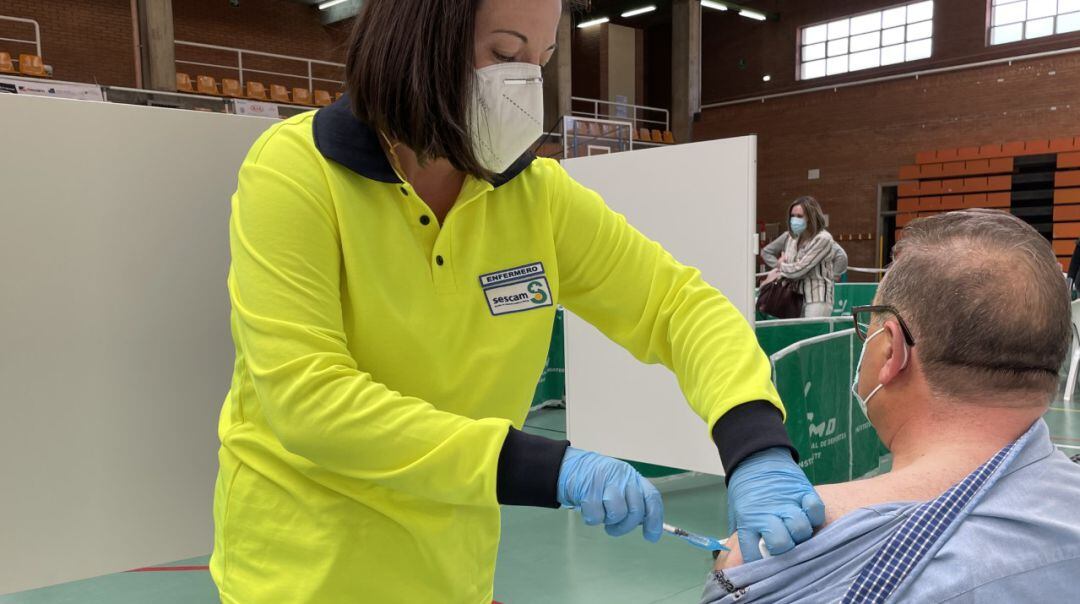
[726,447,825,562]
[557,447,664,542]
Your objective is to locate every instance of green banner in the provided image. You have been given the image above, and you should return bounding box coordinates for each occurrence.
[530,308,566,408]
[772,332,886,484]
[756,320,839,358]
[832,283,878,317]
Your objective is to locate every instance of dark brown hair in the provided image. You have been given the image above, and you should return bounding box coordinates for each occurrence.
[788,195,826,242]
[881,209,1070,401]
[345,0,490,178]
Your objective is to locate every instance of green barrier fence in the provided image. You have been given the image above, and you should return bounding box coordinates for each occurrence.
[530,308,566,409]
[530,309,888,483]
[755,317,849,358]
[771,330,888,484]
[757,282,878,321]
[832,283,879,317]
[532,314,857,407]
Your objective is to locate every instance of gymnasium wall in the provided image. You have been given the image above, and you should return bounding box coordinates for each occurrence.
[641,21,672,113]
[607,23,638,107]
[0,0,135,86]
[172,0,349,91]
[572,23,607,102]
[0,0,348,88]
[701,0,1080,103]
[172,0,349,62]
[696,0,1080,271]
[697,53,1080,271]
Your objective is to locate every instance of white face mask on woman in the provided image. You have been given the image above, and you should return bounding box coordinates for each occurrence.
[468,62,545,174]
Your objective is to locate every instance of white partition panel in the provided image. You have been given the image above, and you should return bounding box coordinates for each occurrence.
[0,95,274,593]
[561,137,757,476]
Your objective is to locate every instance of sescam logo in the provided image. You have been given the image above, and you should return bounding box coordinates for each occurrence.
[480,263,554,316]
[527,281,548,304]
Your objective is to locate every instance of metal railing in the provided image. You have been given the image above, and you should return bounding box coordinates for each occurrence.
[562,116,635,159]
[570,96,670,134]
[0,15,42,57]
[103,85,312,119]
[174,41,344,93]
[755,265,886,278]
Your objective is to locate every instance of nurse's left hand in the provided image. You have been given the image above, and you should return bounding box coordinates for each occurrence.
[726,447,825,562]
[556,447,664,542]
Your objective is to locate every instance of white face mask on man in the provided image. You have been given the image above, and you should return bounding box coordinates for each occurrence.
[852,327,909,420]
[468,62,545,174]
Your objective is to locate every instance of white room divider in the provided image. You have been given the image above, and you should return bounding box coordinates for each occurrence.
[0,95,274,593]
[561,137,757,476]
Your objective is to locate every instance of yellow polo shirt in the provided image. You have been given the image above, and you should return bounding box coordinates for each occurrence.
[211,100,785,603]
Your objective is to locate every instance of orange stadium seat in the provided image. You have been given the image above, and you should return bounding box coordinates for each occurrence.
[662,131,676,144]
[639,127,651,142]
[0,52,15,74]
[18,54,46,77]
[246,81,268,100]
[270,84,291,104]
[650,129,664,143]
[313,89,332,106]
[175,72,194,93]
[292,87,312,105]
[221,78,243,98]
[196,75,220,96]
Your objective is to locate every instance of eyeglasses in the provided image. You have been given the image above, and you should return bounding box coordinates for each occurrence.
[852,305,917,347]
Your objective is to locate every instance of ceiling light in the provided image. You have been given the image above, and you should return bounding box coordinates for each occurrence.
[318,0,348,9]
[621,5,657,18]
[578,17,610,29]
[740,9,767,21]
[762,74,771,82]
[701,1,729,10]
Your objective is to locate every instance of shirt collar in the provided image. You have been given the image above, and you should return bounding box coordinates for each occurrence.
[312,94,535,188]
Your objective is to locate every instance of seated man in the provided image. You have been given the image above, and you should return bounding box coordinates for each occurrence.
[703,209,1080,603]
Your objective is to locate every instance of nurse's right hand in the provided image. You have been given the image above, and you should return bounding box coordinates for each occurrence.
[556,447,664,542]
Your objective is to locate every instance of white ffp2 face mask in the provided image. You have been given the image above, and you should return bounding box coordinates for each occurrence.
[469,62,544,174]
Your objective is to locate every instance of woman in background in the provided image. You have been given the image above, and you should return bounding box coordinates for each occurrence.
[762,196,839,318]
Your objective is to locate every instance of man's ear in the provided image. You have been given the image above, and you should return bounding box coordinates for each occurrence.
[878,320,909,386]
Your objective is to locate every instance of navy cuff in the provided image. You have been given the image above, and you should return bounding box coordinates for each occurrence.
[711,401,798,481]
[496,427,570,507]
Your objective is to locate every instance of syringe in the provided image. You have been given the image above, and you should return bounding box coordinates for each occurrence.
[663,523,730,552]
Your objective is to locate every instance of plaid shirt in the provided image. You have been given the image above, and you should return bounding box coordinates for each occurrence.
[700,420,1080,604]
[842,442,1016,603]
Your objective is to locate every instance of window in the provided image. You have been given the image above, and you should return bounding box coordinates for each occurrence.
[798,1,934,80]
[989,0,1080,45]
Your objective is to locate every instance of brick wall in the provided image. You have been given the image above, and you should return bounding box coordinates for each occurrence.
[173,0,349,91]
[0,0,136,86]
[697,54,1080,273]
[642,21,671,111]
[0,0,349,90]
[572,23,607,102]
[702,0,1080,104]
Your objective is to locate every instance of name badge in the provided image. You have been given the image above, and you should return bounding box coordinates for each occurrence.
[479,262,554,316]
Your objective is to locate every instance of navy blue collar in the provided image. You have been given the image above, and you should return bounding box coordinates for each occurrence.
[312,95,535,188]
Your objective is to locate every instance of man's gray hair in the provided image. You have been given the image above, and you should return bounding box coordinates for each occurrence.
[880,209,1070,401]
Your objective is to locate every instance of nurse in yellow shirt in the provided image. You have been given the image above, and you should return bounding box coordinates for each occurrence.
[211,0,825,602]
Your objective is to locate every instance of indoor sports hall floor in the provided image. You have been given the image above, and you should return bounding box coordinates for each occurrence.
[3,403,1078,604]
